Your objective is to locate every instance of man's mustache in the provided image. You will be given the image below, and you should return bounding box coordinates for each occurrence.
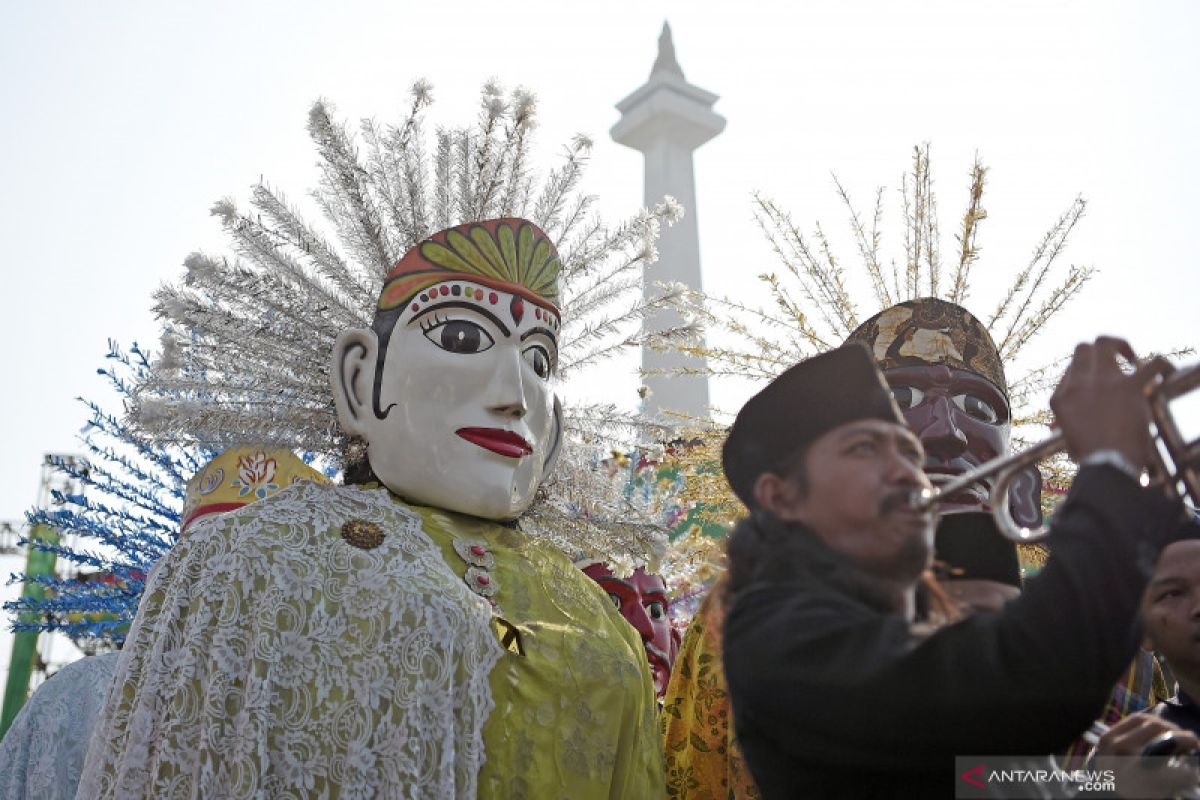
[880,489,920,515]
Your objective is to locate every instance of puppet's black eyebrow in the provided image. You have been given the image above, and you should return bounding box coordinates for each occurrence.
[520,326,556,343]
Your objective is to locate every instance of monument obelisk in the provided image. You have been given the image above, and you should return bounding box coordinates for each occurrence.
[611,22,724,420]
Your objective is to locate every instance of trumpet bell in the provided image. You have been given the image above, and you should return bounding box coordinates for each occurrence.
[1149,360,1200,507]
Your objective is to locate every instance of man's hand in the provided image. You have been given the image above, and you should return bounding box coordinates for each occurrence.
[1049,337,1173,472]
[1097,713,1200,757]
[1094,713,1200,799]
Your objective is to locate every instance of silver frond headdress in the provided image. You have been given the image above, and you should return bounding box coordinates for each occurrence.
[130,80,693,570]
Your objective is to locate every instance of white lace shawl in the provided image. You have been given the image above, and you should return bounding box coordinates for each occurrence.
[0,651,119,800]
[77,481,503,799]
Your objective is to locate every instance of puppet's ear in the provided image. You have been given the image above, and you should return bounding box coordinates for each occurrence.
[1007,463,1043,529]
[541,396,565,478]
[331,328,380,437]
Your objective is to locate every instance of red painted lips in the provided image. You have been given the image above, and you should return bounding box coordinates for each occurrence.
[456,428,533,459]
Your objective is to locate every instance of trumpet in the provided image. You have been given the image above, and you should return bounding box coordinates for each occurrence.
[910,359,1200,543]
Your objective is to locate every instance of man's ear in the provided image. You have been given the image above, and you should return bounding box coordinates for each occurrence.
[1007,463,1044,529]
[331,328,380,438]
[752,471,805,522]
[541,396,564,477]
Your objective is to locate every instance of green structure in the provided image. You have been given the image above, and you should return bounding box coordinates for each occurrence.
[0,524,58,738]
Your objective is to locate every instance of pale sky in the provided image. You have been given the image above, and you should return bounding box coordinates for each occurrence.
[2,0,1198,529]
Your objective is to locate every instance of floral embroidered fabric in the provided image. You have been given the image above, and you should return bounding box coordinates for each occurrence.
[77,481,503,799]
[0,652,119,800]
[411,505,666,799]
[661,591,761,800]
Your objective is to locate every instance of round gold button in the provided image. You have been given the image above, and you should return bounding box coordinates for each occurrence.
[341,518,385,550]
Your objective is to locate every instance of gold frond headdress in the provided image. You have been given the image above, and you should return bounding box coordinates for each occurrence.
[660,144,1098,579]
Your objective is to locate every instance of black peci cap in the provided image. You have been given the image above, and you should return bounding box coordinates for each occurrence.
[722,343,906,508]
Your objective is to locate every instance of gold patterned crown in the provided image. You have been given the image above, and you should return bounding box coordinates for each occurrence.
[844,297,1007,395]
[377,217,561,316]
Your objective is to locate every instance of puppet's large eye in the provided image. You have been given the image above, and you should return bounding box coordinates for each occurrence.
[952,393,999,424]
[523,344,551,379]
[423,320,495,354]
[889,385,925,409]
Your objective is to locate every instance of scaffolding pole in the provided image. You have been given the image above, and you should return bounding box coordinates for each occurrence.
[0,523,59,738]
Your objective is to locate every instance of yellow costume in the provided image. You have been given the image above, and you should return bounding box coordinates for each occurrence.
[415,504,663,797]
[662,591,760,800]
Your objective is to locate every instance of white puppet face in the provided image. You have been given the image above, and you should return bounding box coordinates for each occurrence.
[333,279,561,520]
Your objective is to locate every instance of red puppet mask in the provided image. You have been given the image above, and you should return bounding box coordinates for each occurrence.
[581,563,680,698]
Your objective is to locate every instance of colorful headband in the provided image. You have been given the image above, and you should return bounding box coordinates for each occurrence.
[844,297,1007,395]
[378,218,561,316]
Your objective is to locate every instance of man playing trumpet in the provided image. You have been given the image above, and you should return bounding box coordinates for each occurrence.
[720,337,1191,797]
[663,299,1031,798]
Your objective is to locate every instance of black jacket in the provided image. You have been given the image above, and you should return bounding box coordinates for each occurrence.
[723,466,1188,799]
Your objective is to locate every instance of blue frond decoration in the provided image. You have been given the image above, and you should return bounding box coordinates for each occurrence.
[3,343,190,645]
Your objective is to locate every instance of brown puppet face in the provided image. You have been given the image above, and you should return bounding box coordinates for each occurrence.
[581,562,680,698]
[846,298,1042,528]
[884,364,1010,512]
